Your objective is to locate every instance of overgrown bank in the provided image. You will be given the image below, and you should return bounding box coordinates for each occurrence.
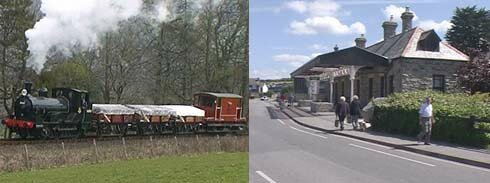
[372,91,490,148]
[0,152,248,183]
[0,135,248,172]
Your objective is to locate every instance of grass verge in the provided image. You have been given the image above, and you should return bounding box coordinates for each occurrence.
[0,152,248,183]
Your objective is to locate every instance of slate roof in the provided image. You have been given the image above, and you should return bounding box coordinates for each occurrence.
[291,27,469,77]
[366,27,468,61]
[365,28,417,59]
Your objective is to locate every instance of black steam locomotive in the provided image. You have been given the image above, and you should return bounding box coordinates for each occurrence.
[2,82,91,139]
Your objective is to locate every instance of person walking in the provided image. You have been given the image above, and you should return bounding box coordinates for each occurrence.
[417,97,434,145]
[350,95,361,130]
[335,96,349,130]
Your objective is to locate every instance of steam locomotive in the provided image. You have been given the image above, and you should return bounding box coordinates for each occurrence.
[1,83,247,139]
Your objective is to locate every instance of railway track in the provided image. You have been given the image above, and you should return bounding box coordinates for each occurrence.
[0,132,248,146]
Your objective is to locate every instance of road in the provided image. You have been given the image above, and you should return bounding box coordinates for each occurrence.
[249,99,490,183]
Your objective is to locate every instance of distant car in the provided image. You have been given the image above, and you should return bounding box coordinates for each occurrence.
[260,96,268,101]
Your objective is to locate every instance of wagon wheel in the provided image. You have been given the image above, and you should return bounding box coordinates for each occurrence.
[117,124,128,136]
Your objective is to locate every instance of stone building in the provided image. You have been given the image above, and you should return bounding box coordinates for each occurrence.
[291,7,468,107]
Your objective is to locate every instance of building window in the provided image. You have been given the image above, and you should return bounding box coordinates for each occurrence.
[380,76,385,97]
[368,78,373,99]
[294,78,308,94]
[433,75,445,92]
[355,79,360,97]
[389,75,394,94]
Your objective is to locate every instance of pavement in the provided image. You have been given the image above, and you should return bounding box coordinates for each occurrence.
[282,103,490,169]
[249,99,490,183]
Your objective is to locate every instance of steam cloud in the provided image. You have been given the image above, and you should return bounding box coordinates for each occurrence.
[25,0,169,73]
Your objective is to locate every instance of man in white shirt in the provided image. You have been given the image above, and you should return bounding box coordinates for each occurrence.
[417,97,434,145]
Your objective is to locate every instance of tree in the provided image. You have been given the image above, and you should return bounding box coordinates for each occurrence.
[446,6,490,93]
[38,61,101,101]
[0,0,36,115]
[458,44,490,94]
[446,6,490,56]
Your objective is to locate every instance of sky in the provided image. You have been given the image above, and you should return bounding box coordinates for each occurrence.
[250,0,490,79]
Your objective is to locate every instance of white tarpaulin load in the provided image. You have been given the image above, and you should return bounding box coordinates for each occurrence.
[126,105,177,116]
[93,104,204,117]
[161,105,205,117]
[92,104,136,115]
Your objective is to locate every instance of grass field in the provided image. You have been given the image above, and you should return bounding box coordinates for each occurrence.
[0,152,248,183]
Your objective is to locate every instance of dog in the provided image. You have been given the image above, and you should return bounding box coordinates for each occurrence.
[357,119,371,132]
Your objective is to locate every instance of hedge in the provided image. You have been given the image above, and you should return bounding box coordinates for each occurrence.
[371,91,490,148]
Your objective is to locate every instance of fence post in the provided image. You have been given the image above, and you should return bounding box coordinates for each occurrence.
[196,135,200,152]
[61,141,67,164]
[149,136,154,157]
[174,136,178,154]
[234,135,238,152]
[24,144,30,170]
[93,139,98,163]
[216,135,221,152]
[122,137,128,159]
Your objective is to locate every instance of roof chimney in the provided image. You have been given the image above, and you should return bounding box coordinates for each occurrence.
[401,6,414,32]
[355,34,366,48]
[334,44,339,51]
[382,15,397,40]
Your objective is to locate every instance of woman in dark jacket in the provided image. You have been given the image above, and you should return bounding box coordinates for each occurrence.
[335,96,349,130]
[350,95,361,130]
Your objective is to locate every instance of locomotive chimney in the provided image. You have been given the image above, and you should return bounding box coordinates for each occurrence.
[24,82,32,95]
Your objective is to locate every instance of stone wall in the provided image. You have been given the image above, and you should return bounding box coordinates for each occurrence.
[298,58,465,106]
[394,58,465,93]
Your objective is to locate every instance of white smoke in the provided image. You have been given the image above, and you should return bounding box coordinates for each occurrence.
[25,0,170,73]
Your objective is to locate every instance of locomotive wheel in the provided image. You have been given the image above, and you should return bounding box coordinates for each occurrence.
[18,128,28,139]
[39,127,54,139]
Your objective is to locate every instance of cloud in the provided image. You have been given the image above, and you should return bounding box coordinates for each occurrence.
[339,0,440,5]
[289,16,366,35]
[418,20,453,33]
[310,44,329,50]
[251,69,291,80]
[273,54,311,67]
[284,0,340,17]
[382,5,418,23]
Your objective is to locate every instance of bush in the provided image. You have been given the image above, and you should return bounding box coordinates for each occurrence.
[372,90,490,148]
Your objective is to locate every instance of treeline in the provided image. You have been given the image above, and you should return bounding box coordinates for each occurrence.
[0,0,248,116]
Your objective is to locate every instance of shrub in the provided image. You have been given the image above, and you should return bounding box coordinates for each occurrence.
[372,90,490,148]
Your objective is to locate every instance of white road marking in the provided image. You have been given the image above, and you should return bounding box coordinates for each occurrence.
[290,126,328,139]
[256,171,277,183]
[349,143,436,167]
[329,133,390,149]
[392,148,490,173]
[276,119,286,125]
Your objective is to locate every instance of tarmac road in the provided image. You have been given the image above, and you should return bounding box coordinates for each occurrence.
[249,99,490,183]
